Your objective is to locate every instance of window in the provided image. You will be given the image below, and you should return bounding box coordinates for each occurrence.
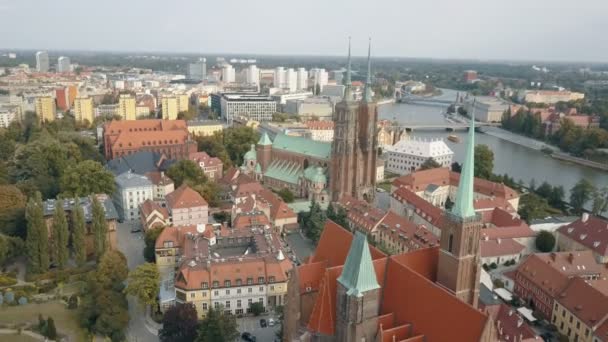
[202,282,208,289]
[190,293,195,298]
[237,300,241,308]
[225,289,230,295]
[237,289,241,294]
[258,277,265,284]
[259,298,263,303]
[224,280,231,287]
[225,301,230,309]
[576,321,580,329]
[214,290,219,296]
[568,328,571,337]
[213,281,219,288]
[248,288,252,293]
[236,279,242,286]
[202,303,208,310]
[569,316,573,324]
[259,286,264,292]
[268,276,275,283]
[214,302,220,309]
[270,286,275,291]
[448,234,454,253]
[247,278,253,285]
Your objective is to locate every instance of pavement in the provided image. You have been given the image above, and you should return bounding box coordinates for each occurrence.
[116,220,160,342]
[284,233,314,263]
[237,315,280,342]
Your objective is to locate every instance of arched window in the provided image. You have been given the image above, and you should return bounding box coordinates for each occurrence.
[448,234,454,253]
[303,159,309,169]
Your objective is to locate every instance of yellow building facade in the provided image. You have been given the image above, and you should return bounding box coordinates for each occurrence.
[35,96,56,122]
[177,94,190,113]
[162,96,179,120]
[73,96,94,123]
[175,288,212,318]
[118,94,136,120]
[187,121,224,137]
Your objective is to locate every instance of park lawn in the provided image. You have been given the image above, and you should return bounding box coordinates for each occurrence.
[377,181,392,192]
[0,301,87,342]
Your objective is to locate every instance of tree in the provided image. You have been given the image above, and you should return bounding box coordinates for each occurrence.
[0,185,26,238]
[195,133,232,169]
[60,160,115,197]
[125,263,160,307]
[535,182,553,199]
[570,179,595,215]
[72,205,87,266]
[592,186,608,215]
[167,160,207,187]
[160,303,199,342]
[144,226,165,262]
[302,200,327,242]
[52,200,69,269]
[451,162,462,173]
[535,230,556,252]
[277,188,295,203]
[548,186,566,210]
[0,233,24,265]
[420,157,441,170]
[91,196,108,259]
[223,126,260,166]
[249,301,264,316]
[212,211,230,224]
[196,307,239,342]
[25,192,49,273]
[46,317,57,340]
[96,250,128,291]
[474,145,494,179]
[518,193,551,222]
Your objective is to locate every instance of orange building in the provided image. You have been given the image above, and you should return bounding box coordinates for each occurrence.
[55,85,78,111]
[103,119,197,160]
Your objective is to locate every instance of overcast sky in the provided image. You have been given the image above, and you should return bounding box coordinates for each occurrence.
[1,0,607,62]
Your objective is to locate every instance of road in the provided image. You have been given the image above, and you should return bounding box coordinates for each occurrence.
[237,315,280,342]
[116,221,160,342]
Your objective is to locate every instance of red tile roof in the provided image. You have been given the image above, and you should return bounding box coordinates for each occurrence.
[480,238,525,258]
[515,254,571,298]
[337,195,387,233]
[232,211,270,229]
[189,151,223,167]
[305,120,334,130]
[391,187,445,227]
[487,303,539,342]
[144,171,174,186]
[557,277,608,330]
[557,215,608,257]
[377,211,439,250]
[166,184,208,209]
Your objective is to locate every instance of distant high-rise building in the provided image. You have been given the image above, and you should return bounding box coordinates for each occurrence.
[246,65,260,86]
[222,64,235,83]
[118,94,136,121]
[35,51,49,72]
[285,68,297,92]
[188,58,206,81]
[463,70,478,83]
[161,96,179,120]
[57,56,71,73]
[274,67,286,88]
[35,96,56,122]
[177,94,189,113]
[310,68,329,92]
[296,67,308,90]
[73,96,94,123]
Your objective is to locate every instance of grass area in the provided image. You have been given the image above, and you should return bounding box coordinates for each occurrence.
[0,301,86,342]
[377,181,392,192]
[0,334,39,342]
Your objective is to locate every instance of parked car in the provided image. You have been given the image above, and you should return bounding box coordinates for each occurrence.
[260,318,267,328]
[241,332,256,342]
[268,318,276,327]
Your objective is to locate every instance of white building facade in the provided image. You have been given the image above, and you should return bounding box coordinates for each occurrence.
[222,64,235,83]
[385,138,454,175]
[310,68,328,91]
[35,51,49,72]
[113,171,154,221]
[246,65,260,86]
[57,56,71,73]
[296,68,308,90]
[220,94,277,122]
[274,67,286,89]
[285,68,297,92]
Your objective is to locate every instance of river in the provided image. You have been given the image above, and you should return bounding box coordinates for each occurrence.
[378,89,608,198]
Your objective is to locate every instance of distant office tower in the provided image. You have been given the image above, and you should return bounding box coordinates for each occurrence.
[274,67,286,88]
[311,68,329,92]
[35,96,56,122]
[222,64,235,83]
[332,70,344,85]
[247,65,260,86]
[188,58,206,81]
[118,94,136,120]
[57,56,71,73]
[296,68,308,90]
[73,96,94,123]
[285,68,297,92]
[35,51,49,72]
[162,96,179,120]
[177,94,189,113]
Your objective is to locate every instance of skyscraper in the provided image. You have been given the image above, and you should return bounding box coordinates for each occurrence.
[118,94,136,121]
[222,64,235,83]
[246,65,260,86]
[188,58,206,81]
[436,112,482,308]
[57,56,71,73]
[285,68,297,92]
[35,51,49,72]
[296,67,308,91]
[330,38,378,203]
[274,67,286,89]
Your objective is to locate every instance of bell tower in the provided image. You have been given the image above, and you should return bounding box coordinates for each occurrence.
[436,113,482,308]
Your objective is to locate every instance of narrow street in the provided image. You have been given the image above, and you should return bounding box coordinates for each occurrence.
[116,221,160,342]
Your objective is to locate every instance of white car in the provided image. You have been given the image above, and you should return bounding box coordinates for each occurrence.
[268,318,276,327]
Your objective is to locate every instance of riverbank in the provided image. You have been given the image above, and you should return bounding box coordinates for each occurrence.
[551,153,608,172]
[377,98,395,106]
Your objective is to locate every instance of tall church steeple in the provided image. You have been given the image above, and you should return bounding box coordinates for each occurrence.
[364,38,373,102]
[343,37,352,101]
[436,104,482,308]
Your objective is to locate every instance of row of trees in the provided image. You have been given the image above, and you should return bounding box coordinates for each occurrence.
[194,126,260,169]
[25,191,108,274]
[159,303,239,342]
[166,159,220,207]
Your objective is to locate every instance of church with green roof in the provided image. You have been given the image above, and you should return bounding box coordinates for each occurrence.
[240,132,331,204]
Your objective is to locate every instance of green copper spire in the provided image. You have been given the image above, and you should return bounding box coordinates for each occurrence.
[364,38,373,102]
[337,231,380,297]
[451,107,477,219]
[343,37,352,101]
[258,132,272,146]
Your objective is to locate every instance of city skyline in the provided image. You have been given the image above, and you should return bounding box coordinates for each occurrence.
[1,0,607,63]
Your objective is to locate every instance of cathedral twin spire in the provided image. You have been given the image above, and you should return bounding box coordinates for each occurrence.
[451,105,477,219]
[343,37,373,102]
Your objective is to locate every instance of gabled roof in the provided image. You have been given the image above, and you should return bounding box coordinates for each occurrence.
[488,303,539,342]
[480,238,525,258]
[557,215,608,257]
[107,151,176,176]
[272,134,331,160]
[557,277,608,330]
[165,184,208,209]
[336,231,380,297]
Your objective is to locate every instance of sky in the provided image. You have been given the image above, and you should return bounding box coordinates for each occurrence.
[1,0,607,62]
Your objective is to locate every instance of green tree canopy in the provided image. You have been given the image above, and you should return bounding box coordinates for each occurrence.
[277,188,295,203]
[196,307,239,342]
[167,160,207,188]
[535,230,556,253]
[518,193,551,222]
[71,205,87,266]
[96,250,129,291]
[144,226,165,263]
[25,192,49,273]
[91,196,108,259]
[592,186,608,215]
[159,302,200,342]
[52,199,69,269]
[420,157,442,170]
[0,184,26,238]
[570,179,595,215]
[474,145,494,179]
[125,262,160,307]
[0,233,24,265]
[60,160,115,197]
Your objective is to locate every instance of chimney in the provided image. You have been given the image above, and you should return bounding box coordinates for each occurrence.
[550,252,556,261]
[568,253,574,264]
[497,238,502,244]
[582,212,589,222]
[517,318,523,328]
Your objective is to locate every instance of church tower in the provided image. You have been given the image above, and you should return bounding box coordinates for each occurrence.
[335,231,381,342]
[330,38,379,202]
[436,115,482,308]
